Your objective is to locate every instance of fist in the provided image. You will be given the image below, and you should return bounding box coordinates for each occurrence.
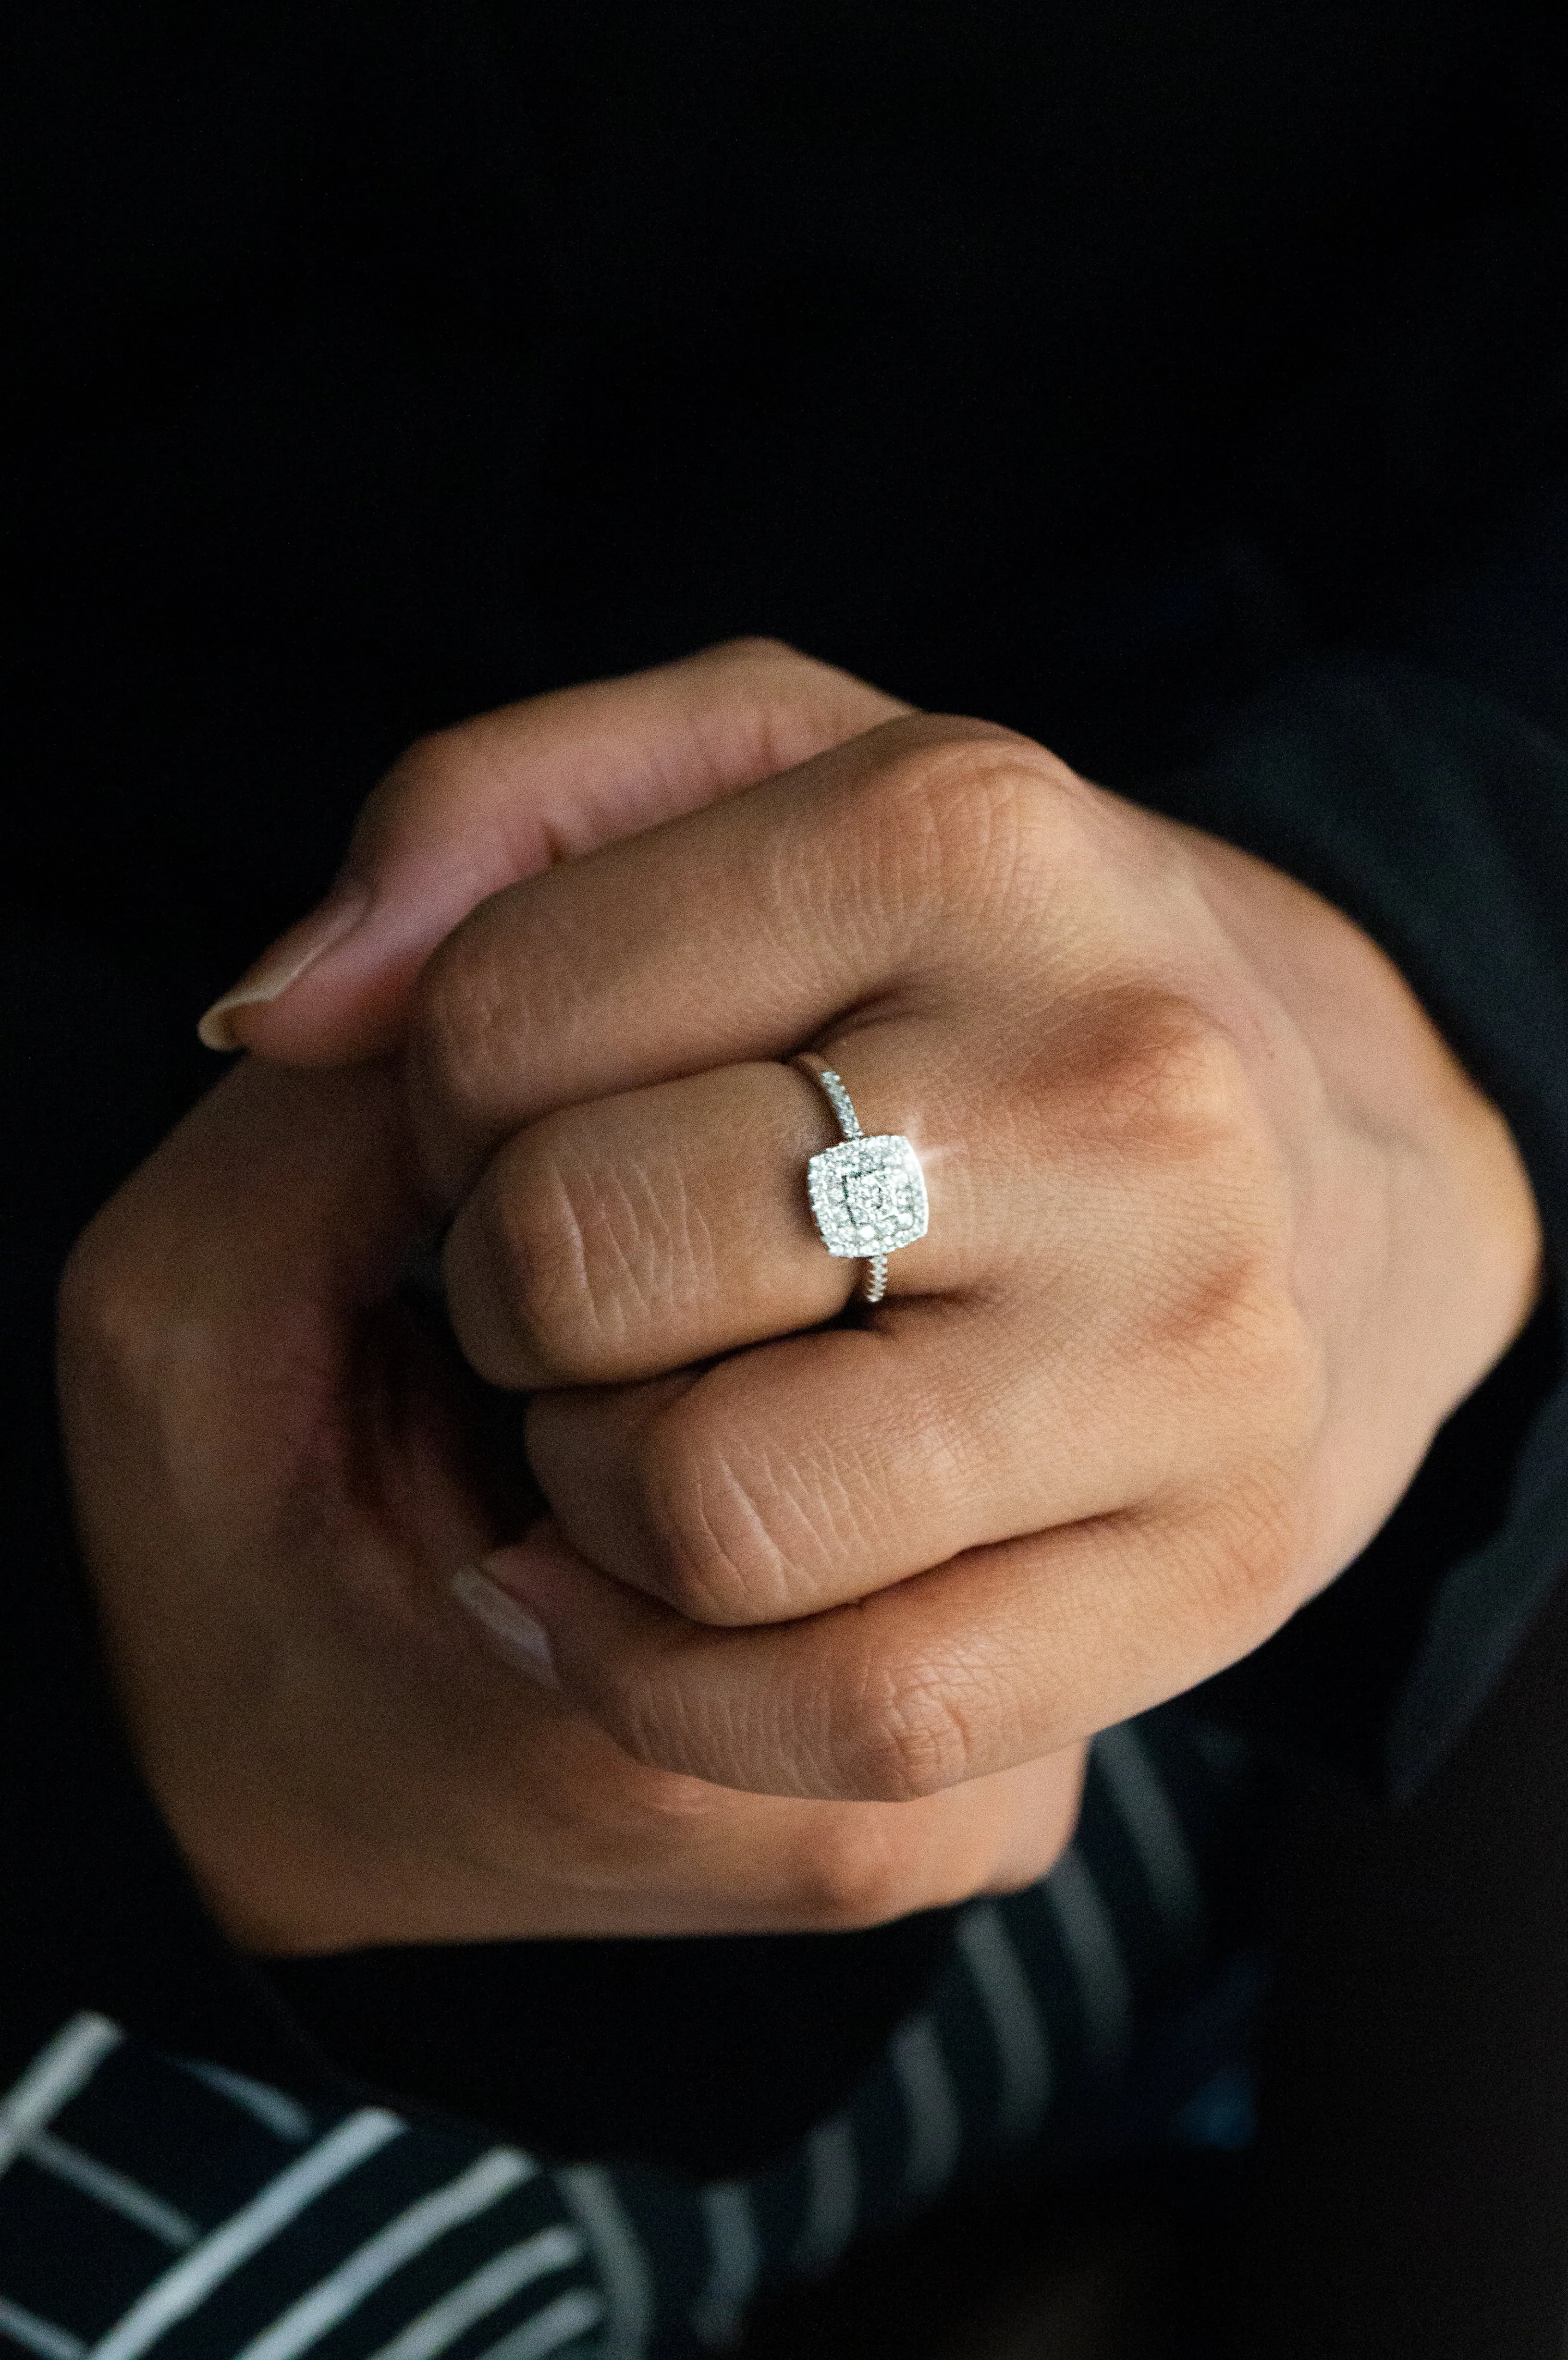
[400,709,1542,1799]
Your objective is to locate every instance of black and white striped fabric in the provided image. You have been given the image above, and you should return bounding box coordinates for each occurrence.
[0,1711,1272,2360]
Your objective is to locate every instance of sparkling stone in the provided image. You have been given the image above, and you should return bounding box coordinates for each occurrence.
[807,1133,929,1258]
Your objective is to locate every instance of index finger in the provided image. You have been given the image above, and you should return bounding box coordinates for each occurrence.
[202,639,908,1066]
[408,711,1066,1200]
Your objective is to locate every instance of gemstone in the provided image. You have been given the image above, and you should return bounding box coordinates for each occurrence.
[807,1133,929,1258]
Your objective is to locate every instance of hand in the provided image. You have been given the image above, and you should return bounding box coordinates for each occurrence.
[398,707,1543,1800]
[61,650,1086,1953]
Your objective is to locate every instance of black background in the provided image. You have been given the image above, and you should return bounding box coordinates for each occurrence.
[7,0,1563,1082]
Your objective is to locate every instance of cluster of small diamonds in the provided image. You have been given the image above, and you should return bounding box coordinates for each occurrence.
[807,1133,929,1257]
[802,1063,930,1282]
[840,1153,919,1232]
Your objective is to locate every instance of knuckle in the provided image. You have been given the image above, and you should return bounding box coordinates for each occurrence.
[713,637,892,765]
[697,632,806,675]
[1151,1009,1262,1155]
[355,725,475,851]
[637,1401,887,1628]
[469,1123,674,1384]
[1166,1215,1311,1391]
[461,1135,592,1381]
[637,1405,797,1625]
[1233,1276,1324,1421]
[1078,993,1260,1160]
[833,1646,977,1803]
[843,726,1087,923]
[383,725,466,799]
[55,1198,235,1425]
[55,1194,191,1398]
[1182,1462,1315,1640]
[1170,1217,1326,1472]
[982,1840,1070,1899]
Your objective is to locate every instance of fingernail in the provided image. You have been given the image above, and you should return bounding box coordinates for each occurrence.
[197,879,372,1050]
[451,1565,559,1687]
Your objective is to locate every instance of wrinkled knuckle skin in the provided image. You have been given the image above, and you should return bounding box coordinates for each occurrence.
[458,1139,597,1385]
[1190,1464,1314,1646]
[637,1411,794,1626]
[474,1127,667,1386]
[1088,996,1259,1162]
[835,1652,976,1804]
[846,729,1085,922]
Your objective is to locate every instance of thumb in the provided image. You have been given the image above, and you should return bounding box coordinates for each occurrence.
[198,639,909,1067]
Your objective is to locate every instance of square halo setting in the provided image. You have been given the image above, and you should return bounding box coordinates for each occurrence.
[807,1133,929,1260]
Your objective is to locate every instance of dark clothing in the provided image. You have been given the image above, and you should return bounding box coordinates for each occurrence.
[3,0,1568,2326]
[0,1721,1276,2360]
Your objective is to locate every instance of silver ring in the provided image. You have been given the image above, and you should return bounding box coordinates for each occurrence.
[796,1059,929,1303]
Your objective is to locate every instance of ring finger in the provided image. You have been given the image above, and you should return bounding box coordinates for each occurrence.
[441,1031,985,1390]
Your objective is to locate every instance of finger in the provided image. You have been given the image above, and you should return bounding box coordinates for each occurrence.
[526,1313,1041,1627]
[443,1061,851,1387]
[198,639,909,1065]
[469,1506,1304,1800]
[409,710,1063,1198]
[440,1620,1086,1930]
[525,1266,1260,1625]
[439,1031,994,1388]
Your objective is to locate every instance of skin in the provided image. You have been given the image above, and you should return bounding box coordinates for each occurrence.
[58,641,1541,1951]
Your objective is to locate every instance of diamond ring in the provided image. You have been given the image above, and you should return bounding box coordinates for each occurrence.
[797,1059,929,1303]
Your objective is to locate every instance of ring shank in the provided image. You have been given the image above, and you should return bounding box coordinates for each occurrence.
[812,1066,864,1143]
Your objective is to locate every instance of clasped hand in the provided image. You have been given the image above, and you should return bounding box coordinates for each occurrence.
[58,642,1540,1952]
